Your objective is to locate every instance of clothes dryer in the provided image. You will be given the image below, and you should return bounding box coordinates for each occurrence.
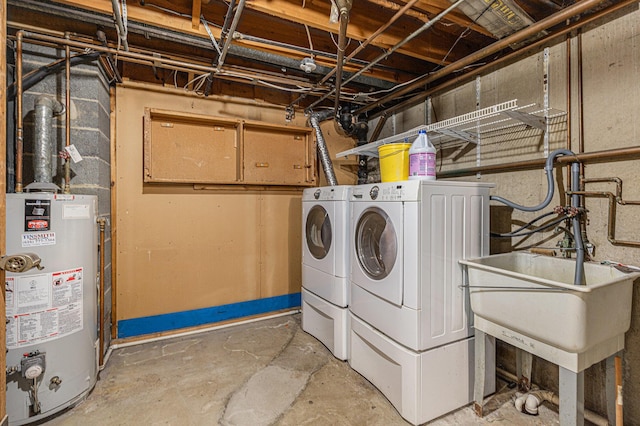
[347,180,496,425]
[301,185,352,360]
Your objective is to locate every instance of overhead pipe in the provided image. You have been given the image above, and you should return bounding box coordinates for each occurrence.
[357,0,614,115]
[110,0,129,51]
[7,51,101,101]
[9,0,393,86]
[33,96,64,185]
[307,0,465,112]
[310,111,338,186]
[364,0,638,119]
[16,31,368,102]
[291,0,420,109]
[332,0,352,115]
[219,0,237,46]
[217,0,246,69]
[438,146,640,178]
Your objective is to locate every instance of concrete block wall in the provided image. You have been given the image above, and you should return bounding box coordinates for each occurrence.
[373,5,640,423]
[19,42,113,353]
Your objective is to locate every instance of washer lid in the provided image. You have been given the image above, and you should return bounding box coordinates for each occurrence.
[355,207,397,280]
[305,205,332,260]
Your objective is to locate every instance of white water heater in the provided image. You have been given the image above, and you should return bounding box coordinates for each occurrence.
[5,193,98,425]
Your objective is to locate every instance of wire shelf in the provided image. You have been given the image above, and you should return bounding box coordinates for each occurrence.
[335,99,566,158]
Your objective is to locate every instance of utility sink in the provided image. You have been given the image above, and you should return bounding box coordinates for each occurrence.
[460,252,640,371]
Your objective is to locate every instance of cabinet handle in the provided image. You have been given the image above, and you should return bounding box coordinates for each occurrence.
[255,162,269,168]
[293,164,302,169]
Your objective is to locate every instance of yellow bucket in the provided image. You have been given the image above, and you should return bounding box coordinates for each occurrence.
[378,143,411,182]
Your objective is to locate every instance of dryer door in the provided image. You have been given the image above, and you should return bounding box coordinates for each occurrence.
[303,203,334,274]
[352,204,403,305]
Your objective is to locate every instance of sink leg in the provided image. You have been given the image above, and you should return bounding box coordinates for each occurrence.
[474,330,494,417]
[516,349,533,391]
[606,353,618,425]
[559,366,584,425]
[474,330,486,417]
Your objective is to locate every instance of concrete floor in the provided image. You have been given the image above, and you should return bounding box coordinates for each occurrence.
[45,313,560,425]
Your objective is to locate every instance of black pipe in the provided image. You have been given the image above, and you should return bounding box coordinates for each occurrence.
[6,44,15,193]
[7,51,101,101]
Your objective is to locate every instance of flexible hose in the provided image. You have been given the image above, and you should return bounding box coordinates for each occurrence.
[490,149,575,212]
[491,214,569,238]
[310,111,338,186]
[490,149,585,285]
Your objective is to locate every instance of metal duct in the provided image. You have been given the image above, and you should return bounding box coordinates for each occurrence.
[310,112,338,186]
[33,95,64,184]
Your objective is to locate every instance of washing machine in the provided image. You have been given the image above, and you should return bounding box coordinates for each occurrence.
[347,180,496,425]
[301,185,352,360]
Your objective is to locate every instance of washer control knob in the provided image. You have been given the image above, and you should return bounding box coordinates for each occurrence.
[369,186,379,200]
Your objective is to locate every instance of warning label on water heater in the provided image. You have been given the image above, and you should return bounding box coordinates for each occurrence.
[5,267,84,349]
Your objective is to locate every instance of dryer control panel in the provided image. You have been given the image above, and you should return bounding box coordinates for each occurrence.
[351,181,420,202]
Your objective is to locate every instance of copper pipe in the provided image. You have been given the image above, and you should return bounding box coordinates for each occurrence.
[359,0,635,117]
[19,32,321,91]
[109,85,118,341]
[15,31,23,193]
[22,31,220,74]
[567,190,640,247]
[583,177,640,205]
[439,146,640,178]
[566,36,572,190]
[615,355,623,426]
[64,34,71,193]
[97,217,107,367]
[578,32,585,166]
[369,113,388,143]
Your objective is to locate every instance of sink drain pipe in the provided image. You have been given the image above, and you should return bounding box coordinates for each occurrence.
[490,149,585,285]
[309,111,338,186]
[497,368,608,426]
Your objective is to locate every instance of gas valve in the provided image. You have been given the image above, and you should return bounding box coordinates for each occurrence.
[21,351,46,380]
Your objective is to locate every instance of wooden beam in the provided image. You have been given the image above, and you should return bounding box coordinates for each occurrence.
[191,0,201,30]
[51,0,476,65]
[0,0,7,420]
[244,0,472,64]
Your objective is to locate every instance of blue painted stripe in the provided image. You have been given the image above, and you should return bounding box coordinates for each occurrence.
[118,293,301,338]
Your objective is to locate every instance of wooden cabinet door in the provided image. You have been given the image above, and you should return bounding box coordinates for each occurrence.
[243,123,315,186]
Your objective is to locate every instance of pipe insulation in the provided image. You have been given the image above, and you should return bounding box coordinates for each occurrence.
[310,112,338,186]
[34,96,64,184]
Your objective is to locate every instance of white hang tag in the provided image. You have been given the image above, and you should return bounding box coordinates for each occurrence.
[64,145,83,163]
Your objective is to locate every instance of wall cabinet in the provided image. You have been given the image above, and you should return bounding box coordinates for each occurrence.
[144,108,316,186]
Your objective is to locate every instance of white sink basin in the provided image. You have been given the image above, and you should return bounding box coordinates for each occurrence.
[460,252,640,354]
